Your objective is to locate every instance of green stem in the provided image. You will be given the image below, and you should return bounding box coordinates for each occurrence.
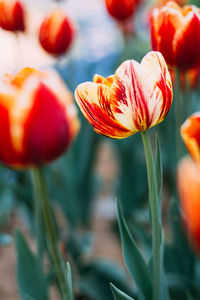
[31,167,73,300]
[31,170,43,263]
[141,131,161,300]
[175,68,182,162]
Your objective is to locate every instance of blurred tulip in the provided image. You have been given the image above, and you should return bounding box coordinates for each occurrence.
[39,10,75,56]
[0,0,25,32]
[105,0,136,21]
[186,65,200,89]
[181,112,200,163]
[0,67,79,167]
[75,51,173,139]
[169,65,200,90]
[177,156,200,253]
[156,0,185,7]
[150,1,200,70]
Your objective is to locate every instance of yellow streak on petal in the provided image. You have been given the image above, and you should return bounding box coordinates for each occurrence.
[46,10,66,45]
[4,67,44,88]
[93,74,114,87]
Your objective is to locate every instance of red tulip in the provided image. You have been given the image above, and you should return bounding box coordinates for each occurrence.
[181,112,200,163]
[0,67,79,167]
[75,51,173,139]
[105,0,136,21]
[177,156,200,253]
[0,0,25,32]
[39,10,75,56]
[150,1,200,70]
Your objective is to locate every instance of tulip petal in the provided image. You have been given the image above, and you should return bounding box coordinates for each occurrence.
[75,82,131,138]
[181,112,200,163]
[111,52,172,132]
[177,156,200,252]
[174,10,200,69]
[0,98,20,165]
[151,2,184,66]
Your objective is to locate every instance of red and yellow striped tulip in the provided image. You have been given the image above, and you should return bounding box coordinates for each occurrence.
[105,0,136,21]
[181,112,200,163]
[0,67,79,167]
[39,10,75,56]
[75,51,173,139]
[150,1,200,70]
[177,156,200,253]
[0,0,25,32]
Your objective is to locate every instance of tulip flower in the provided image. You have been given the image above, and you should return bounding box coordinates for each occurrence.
[75,51,173,300]
[0,67,79,167]
[39,10,75,56]
[150,1,200,70]
[0,0,25,32]
[181,112,200,163]
[177,156,200,253]
[75,51,173,139]
[105,0,135,21]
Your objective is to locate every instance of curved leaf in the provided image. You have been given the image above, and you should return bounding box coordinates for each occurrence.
[110,283,135,300]
[116,201,152,300]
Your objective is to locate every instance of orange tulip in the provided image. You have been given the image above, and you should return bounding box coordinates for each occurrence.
[0,0,25,32]
[75,51,173,139]
[105,0,136,21]
[181,112,200,163]
[39,10,75,56]
[177,156,200,253]
[0,67,79,167]
[150,1,200,70]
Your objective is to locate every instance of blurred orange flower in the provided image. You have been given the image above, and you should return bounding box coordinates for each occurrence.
[105,0,136,21]
[169,65,200,90]
[181,112,200,163]
[0,67,79,167]
[39,10,75,56]
[75,51,173,139]
[150,1,200,70]
[0,0,25,32]
[177,156,200,253]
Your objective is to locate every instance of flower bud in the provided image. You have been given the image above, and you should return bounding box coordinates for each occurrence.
[0,0,25,32]
[150,1,200,70]
[105,0,135,21]
[0,67,79,167]
[39,10,75,56]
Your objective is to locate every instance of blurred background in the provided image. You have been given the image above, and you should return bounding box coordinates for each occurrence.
[0,0,200,299]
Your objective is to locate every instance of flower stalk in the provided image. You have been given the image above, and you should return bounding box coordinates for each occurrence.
[31,170,43,263]
[141,130,161,300]
[175,68,182,162]
[31,167,72,300]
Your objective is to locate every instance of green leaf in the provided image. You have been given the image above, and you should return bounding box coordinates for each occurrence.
[160,232,169,300]
[16,230,48,300]
[79,259,134,300]
[66,262,74,300]
[116,201,152,300]
[110,283,135,300]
